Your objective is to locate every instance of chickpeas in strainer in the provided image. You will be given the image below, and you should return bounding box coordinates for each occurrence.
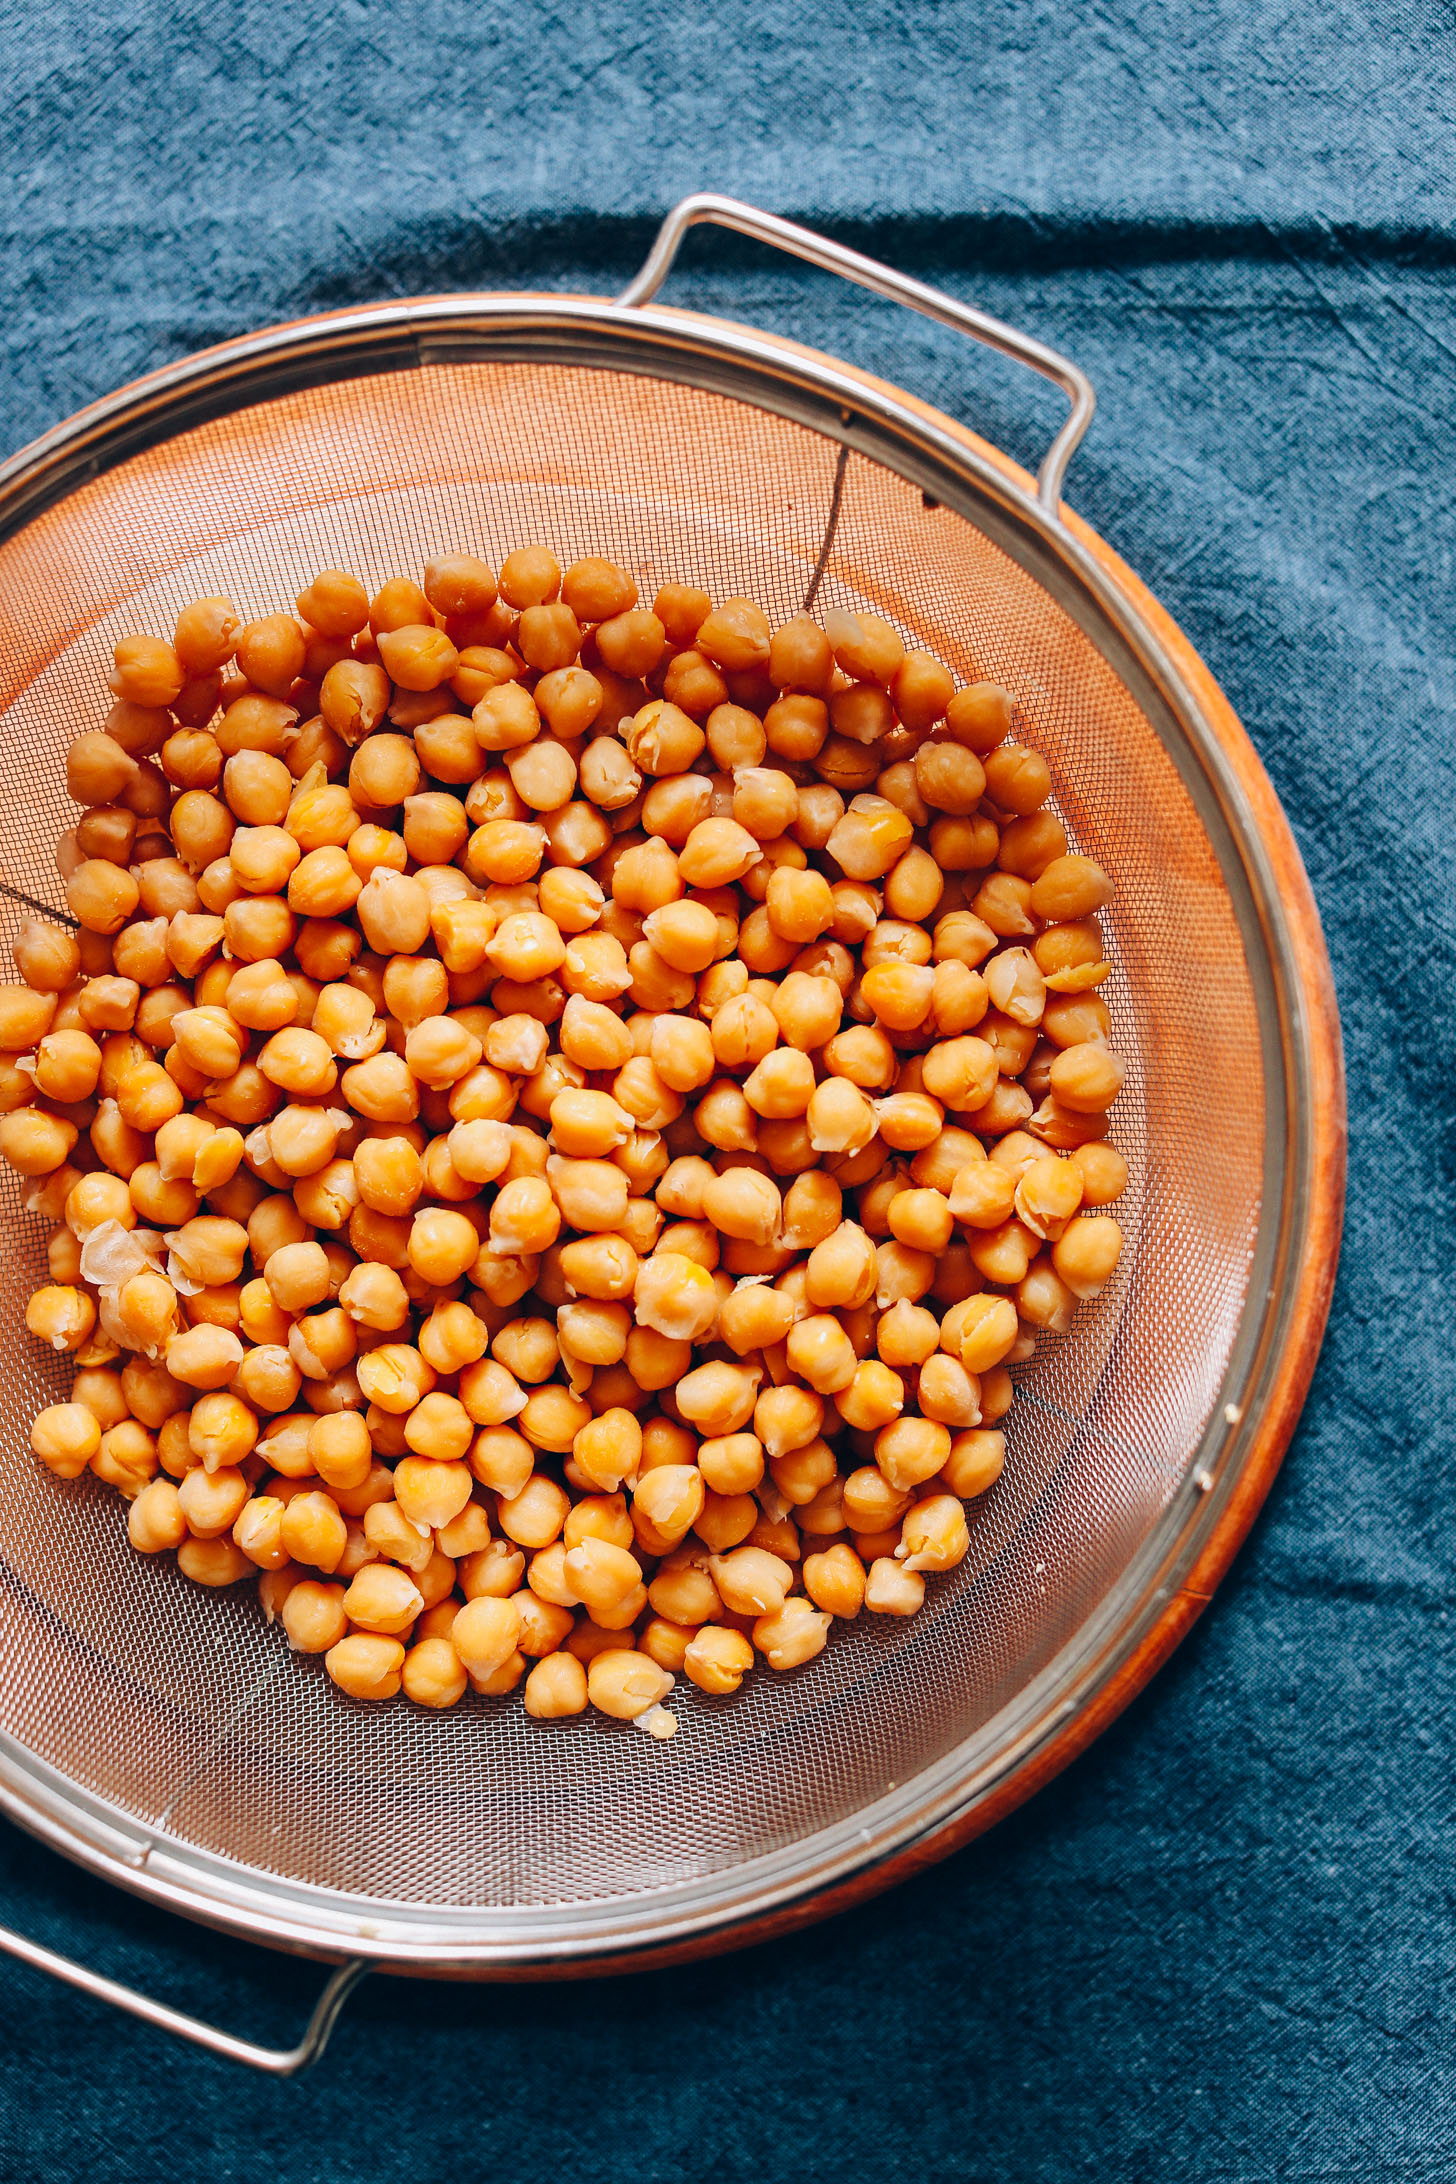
[10,549,1126,1735]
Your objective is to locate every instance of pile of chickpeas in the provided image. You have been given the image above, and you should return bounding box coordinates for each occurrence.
[5,547,1126,1733]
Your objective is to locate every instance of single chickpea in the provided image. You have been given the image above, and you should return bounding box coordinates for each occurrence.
[127,1477,188,1553]
[25,1283,95,1352]
[1069,1141,1128,1205]
[623,700,703,777]
[177,1462,250,1539]
[66,860,141,934]
[1048,1043,1126,1115]
[803,1542,867,1618]
[30,1402,102,1478]
[188,1391,258,1469]
[523,1652,589,1718]
[707,1545,790,1618]
[279,1579,349,1654]
[11,920,80,994]
[864,1559,926,1616]
[1051,1214,1123,1299]
[1,1110,78,1178]
[752,1597,831,1670]
[343,1560,426,1635]
[947,1294,1020,1374]
[682,1624,754,1695]
[874,1416,952,1491]
[586,1649,674,1721]
[941,1427,1006,1499]
[231,1495,287,1570]
[749,1387,819,1466]
[165,1324,245,1389]
[835,1359,906,1432]
[917,1353,982,1428]
[174,1535,251,1586]
[325,1632,406,1700]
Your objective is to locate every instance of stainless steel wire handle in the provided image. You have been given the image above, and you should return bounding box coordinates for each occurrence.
[0,1918,366,2072]
[618,193,1097,514]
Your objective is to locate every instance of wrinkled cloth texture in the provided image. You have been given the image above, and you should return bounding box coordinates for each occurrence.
[0,2,1451,2178]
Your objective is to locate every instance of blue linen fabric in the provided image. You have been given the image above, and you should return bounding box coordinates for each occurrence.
[0,3,1452,2177]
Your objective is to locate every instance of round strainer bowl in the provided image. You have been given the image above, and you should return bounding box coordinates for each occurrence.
[0,199,1344,2070]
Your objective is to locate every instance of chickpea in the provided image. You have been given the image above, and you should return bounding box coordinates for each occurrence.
[12,920,80,994]
[25,1283,95,1352]
[67,859,141,934]
[521,1651,587,1718]
[31,1402,102,1478]
[325,1632,406,1700]
[752,1597,831,1670]
[864,1559,925,1616]
[1070,1140,1128,1205]
[1048,1042,1126,1114]
[945,1293,1020,1375]
[271,1578,348,1655]
[1051,1214,1123,1299]
[1,1109,77,1178]
[938,1427,1004,1500]
[126,1476,188,1553]
[587,1649,674,1721]
[165,1324,245,1389]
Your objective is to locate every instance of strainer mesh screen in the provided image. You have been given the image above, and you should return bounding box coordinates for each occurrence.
[0,362,1260,1914]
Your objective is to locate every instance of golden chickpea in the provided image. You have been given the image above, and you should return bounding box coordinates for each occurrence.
[587,1648,674,1721]
[298,1411,367,1494]
[872,1415,949,1491]
[169,594,241,677]
[835,1359,906,1432]
[629,1250,719,1347]
[125,1476,187,1553]
[25,1283,95,1352]
[272,1485,347,1572]
[519,1651,586,1718]
[229,613,304,697]
[438,1596,517,1684]
[108,633,183,708]
[940,1427,1006,1499]
[864,1558,925,1616]
[0,1108,77,1178]
[703,1544,786,1618]
[46,1228,84,1284]
[802,1542,867,1618]
[173,1534,251,1586]
[10,921,79,996]
[917,1352,981,1428]
[1051,1214,1123,1298]
[229,1494,286,1569]
[177,1461,249,1539]
[945,1293,1020,1374]
[341,1560,424,1636]
[1048,1042,1126,1114]
[188,1390,258,1469]
[325,1631,405,1700]
[65,859,140,935]
[677,1624,751,1695]
[273,1577,348,1654]
[30,1402,102,1477]
[1069,1140,1128,1206]
[748,1596,827,1670]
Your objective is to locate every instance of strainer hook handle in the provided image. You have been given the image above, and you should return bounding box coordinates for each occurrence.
[618,192,1096,515]
[0,1916,367,2073]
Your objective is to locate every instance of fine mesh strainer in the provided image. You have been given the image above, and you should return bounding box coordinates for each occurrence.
[0,197,1344,2071]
